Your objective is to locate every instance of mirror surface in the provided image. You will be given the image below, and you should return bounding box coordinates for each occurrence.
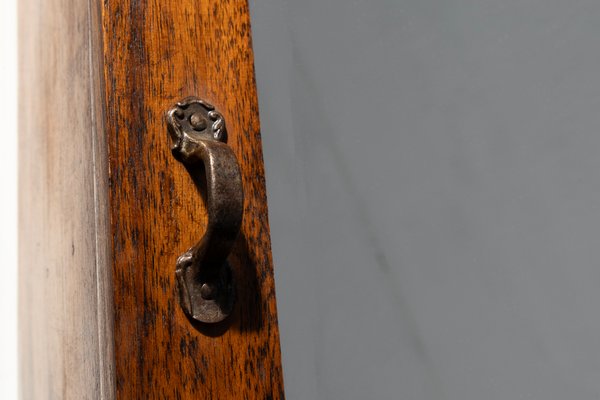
[251,1,600,398]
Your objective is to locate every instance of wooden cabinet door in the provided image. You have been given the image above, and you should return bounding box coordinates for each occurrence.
[18,0,285,398]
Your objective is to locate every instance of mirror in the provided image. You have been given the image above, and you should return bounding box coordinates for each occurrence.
[252,1,600,398]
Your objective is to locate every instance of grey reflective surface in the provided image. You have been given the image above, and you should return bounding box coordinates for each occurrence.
[250,1,600,399]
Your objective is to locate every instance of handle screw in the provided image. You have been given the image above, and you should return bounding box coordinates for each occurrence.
[190,112,207,131]
[200,283,215,300]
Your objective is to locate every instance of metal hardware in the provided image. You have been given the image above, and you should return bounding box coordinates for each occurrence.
[166,97,243,323]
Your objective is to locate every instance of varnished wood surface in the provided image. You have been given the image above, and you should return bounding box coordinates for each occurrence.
[18,0,114,398]
[100,0,285,398]
[20,0,284,398]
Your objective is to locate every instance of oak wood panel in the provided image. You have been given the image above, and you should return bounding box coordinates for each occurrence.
[100,0,285,398]
[18,0,114,398]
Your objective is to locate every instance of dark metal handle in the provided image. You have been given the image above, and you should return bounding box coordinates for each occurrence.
[166,97,243,323]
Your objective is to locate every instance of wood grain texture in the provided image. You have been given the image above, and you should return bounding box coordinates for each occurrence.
[18,0,114,398]
[19,0,283,397]
[100,0,285,398]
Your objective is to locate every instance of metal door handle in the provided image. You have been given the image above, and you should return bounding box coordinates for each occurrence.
[166,97,243,323]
